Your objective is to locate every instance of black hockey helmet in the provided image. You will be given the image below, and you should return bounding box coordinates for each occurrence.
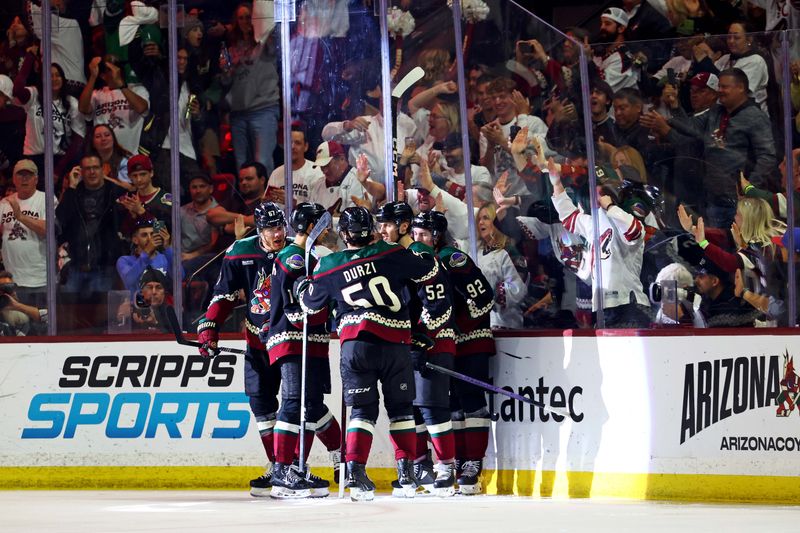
[338,206,375,246]
[254,202,286,231]
[290,202,327,234]
[376,201,414,232]
[411,211,448,244]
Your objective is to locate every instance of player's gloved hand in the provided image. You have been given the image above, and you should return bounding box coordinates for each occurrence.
[197,321,220,357]
[410,348,429,375]
[411,333,434,375]
[293,276,311,299]
[258,323,270,345]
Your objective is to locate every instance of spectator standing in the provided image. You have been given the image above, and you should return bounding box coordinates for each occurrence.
[307,141,383,213]
[13,48,85,185]
[0,160,52,308]
[593,8,640,93]
[28,0,86,90]
[79,55,150,155]
[180,172,219,283]
[117,154,173,237]
[221,0,280,175]
[85,124,133,191]
[56,154,126,293]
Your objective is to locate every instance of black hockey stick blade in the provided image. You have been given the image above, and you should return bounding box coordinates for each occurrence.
[391,66,425,99]
[425,362,575,420]
[162,305,246,355]
[306,211,332,255]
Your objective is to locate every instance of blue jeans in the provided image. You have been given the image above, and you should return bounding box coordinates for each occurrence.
[705,197,737,229]
[230,105,279,176]
[62,268,115,293]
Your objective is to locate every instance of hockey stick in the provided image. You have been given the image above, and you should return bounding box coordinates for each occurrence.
[425,363,575,420]
[338,393,346,499]
[298,211,332,475]
[162,305,247,355]
[391,66,425,189]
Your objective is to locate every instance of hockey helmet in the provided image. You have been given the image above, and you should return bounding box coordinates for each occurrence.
[411,211,448,244]
[375,201,414,230]
[290,202,327,234]
[254,202,286,231]
[338,206,375,246]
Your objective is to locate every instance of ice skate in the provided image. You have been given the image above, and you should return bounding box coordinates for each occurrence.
[269,464,311,499]
[433,462,456,497]
[249,463,274,497]
[298,464,330,498]
[413,454,436,495]
[393,458,417,498]
[346,461,375,501]
[457,459,483,495]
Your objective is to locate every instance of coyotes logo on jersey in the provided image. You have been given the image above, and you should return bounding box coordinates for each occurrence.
[250,269,272,315]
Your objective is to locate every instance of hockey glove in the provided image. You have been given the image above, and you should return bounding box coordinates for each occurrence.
[293,276,311,300]
[197,321,220,357]
[258,322,270,345]
[410,333,434,375]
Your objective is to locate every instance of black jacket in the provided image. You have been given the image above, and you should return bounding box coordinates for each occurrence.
[56,182,127,271]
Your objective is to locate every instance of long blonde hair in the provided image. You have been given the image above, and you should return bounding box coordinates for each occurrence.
[613,145,648,183]
[737,197,786,253]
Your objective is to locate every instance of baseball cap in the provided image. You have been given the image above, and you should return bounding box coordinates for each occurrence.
[188,172,212,185]
[13,159,38,176]
[601,7,629,27]
[443,132,463,152]
[313,141,345,168]
[128,154,153,173]
[695,257,730,282]
[690,72,719,91]
[0,74,11,100]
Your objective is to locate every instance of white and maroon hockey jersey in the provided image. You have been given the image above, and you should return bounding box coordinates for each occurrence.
[552,190,648,311]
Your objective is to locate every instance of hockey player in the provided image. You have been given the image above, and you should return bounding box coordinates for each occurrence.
[197,201,286,497]
[297,207,451,501]
[407,212,459,497]
[376,201,414,249]
[411,210,495,495]
[263,202,341,498]
[377,202,457,497]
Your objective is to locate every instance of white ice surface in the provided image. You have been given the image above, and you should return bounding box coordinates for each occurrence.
[3,491,796,532]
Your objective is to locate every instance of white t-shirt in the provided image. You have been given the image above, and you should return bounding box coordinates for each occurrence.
[88,84,150,154]
[307,167,371,213]
[21,87,85,156]
[161,82,197,160]
[0,191,55,287]
[267,159,324,209]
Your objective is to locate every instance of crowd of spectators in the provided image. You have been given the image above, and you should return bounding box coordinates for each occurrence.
[0,0,798,335]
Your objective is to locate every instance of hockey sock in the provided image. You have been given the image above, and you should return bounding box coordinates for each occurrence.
[315,409,342,451]
[295,422,316,463]
[255,415,277,463]
[345,419,375,464]
[414,409,430,461]
[274,421,300,465]
[388,418,417,460]
[428,421,455,463]
[463,409,491,460]
[451,410,466,459]
[415,427,431,461]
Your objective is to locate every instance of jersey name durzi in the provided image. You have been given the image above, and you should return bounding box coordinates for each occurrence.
[342,262,376,283]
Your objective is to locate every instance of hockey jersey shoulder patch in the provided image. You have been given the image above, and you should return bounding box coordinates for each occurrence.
[286,253,305,270]
[449,251,468,268]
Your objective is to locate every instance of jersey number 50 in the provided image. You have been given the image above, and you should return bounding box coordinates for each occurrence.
[342,275,402,312]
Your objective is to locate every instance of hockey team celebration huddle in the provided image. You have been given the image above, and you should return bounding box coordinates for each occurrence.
[195,200,496,501]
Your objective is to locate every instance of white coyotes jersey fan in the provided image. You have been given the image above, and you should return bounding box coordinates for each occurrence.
[552,190,648,311]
